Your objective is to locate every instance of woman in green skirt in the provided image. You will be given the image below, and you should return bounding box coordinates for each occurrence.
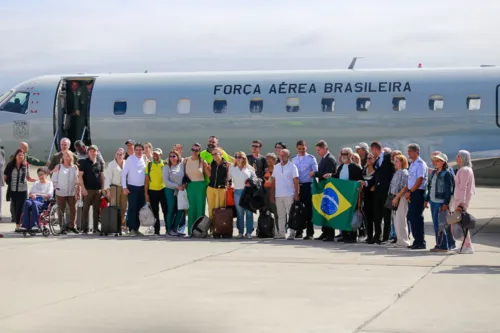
[183,143,209,235]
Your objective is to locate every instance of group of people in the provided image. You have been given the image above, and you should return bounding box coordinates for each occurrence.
[0,136,476,254]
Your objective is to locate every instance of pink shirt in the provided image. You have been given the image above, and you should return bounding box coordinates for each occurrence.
[454,166,475,209]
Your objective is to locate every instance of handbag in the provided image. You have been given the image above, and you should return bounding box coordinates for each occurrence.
[461,211,476,229]
[225,164,235,206]
[446,211,462,225]
[384,193,397,210]
[177,189,189,210]
[351,193,364,230]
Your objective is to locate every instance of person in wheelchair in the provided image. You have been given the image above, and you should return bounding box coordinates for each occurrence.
[20,168,54,232]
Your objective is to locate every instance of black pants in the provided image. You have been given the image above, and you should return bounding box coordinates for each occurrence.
[363,190,375,240]
[373,191,392,241]
[299,183,314,237]
[11,191,27,224]
[149,189,167,234]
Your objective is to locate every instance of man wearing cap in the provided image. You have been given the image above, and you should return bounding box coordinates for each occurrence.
[144,148,168,235]
[355,142,370,168]
[78,145,105,234]
[74,140,105,165]
[124,140,135,160]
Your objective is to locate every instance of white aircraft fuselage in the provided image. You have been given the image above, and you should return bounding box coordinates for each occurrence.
[0,67,499,166]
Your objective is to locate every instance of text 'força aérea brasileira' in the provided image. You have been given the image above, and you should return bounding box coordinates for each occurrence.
[213,81,412,96]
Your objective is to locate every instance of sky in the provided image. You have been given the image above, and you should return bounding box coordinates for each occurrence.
[1,0,499,91]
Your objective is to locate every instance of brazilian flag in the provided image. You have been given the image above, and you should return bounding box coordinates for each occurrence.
[312,178,360,231]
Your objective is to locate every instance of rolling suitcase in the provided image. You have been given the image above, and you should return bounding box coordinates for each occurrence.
[100,190,121,236]
[212,188,234,238]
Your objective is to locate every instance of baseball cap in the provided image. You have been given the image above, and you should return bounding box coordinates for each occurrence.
[153,148,163,155]
[432,152,448,162]
[88,145,98,151]
[355,142,369,151]
[125,139,135,145]
[74,140,84,148]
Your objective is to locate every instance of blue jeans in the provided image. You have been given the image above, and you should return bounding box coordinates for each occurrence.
[430,201,455,250]
[407,190,426,247]
[22,199,48,229]
[234,189,254,235]
[389,214,397,240]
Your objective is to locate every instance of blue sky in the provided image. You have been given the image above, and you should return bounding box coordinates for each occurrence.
[1,0,499,91]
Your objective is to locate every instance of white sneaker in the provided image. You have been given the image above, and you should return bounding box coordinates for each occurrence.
[459,247,474,254]
[237,234,244,239]
[246,233,252,239]
[274,234,286,239]
[287,234,295,240]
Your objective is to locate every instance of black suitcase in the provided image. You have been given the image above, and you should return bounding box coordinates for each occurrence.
[101,206,121,236]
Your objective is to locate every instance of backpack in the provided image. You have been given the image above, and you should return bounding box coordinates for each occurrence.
[288,201,306,230]
[257,210,275,238]
[191,216,211,238]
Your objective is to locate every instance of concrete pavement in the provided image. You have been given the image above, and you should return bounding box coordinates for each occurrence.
[0,182,499,332]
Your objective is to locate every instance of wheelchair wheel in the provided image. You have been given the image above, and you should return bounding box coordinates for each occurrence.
[28,230,37,237]
[42,228,50,237]
[48,204,63,236]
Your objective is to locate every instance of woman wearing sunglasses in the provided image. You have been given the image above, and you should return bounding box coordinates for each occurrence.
[163,150,186,236]
[229,152,256,239]
[183,143,209,235]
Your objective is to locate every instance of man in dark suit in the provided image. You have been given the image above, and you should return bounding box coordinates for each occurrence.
[360,141,395,244]
[334,148,363,243]
[309,140,338,241]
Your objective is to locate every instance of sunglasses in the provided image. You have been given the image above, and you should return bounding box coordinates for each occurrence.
[169,155,177,158]
[235,156,242,159]
[191,148,200,152]
[275,146,283,149]
[116,153,123,156]
[37,173,45,177]
[251,145,260,148]
[212,153,220,157]
[341,153,349,156]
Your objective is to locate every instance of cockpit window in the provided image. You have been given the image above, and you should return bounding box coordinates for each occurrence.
[0,92,30,114]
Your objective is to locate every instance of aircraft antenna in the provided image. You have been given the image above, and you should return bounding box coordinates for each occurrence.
[348,57,363,70]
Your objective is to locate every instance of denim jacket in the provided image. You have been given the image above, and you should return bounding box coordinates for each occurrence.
[425,168,454,205]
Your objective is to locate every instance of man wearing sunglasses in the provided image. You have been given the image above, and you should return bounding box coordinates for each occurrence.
[247,140,267,180]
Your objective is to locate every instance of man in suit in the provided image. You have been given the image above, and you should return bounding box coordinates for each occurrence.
[359,141,395,244]
[333,148,363,243]
[309,140,337,241]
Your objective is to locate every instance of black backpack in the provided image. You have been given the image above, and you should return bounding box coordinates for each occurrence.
[257,210,275,238]
[288,201,306,230]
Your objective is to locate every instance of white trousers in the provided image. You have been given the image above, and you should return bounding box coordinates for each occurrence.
[394,197,411,247]
[275,196,294,236]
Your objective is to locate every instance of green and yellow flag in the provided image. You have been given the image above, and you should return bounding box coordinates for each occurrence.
[312,178,360,231]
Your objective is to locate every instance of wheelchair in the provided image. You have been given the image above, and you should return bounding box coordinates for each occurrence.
[19,198,58,237]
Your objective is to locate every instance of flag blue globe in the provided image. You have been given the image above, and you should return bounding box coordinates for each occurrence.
[321,187,339,215]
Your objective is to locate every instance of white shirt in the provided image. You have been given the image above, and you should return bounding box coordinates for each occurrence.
[52,164,79,197]
[122,155,146,188]
[272,161,299,197]
[30,180,54,199]
[229,165,256,190]
[339,164,350,180]
[105,159,125,189]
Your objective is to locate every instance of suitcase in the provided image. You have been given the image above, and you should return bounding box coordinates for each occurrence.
[101,206,121,236]
[257,210,275,238]
[212,188,234,238]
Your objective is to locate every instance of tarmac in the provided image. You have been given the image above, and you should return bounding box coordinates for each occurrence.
[0,170,499,333]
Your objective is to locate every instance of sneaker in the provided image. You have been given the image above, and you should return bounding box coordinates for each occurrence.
[459,247,474,254]
[68,228,79,234]
[177,232,186,237]
[93,229,101,234]
[18,227,27,232]
[167,230,178,237]
[286,234,295,240]
[135,230,144,236]
[237,234,244,239]
[31,226,40,232]
[246,233,252,240]
[274,234,286,240]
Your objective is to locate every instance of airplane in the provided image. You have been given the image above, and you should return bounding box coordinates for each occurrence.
[0,67,499,179]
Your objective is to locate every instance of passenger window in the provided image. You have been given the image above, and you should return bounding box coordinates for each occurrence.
[321,97,335,112]
[213,99,227,114]
[114,101,127,115]
[0,92,30,114]
[250,98,263,113]
[356,97,371,111]
[142,99,156,115]
[177,99,191,114]
[467,95,481,110]
[429,95,444,111]
[392,97,406,112]
[286,97,300,112]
